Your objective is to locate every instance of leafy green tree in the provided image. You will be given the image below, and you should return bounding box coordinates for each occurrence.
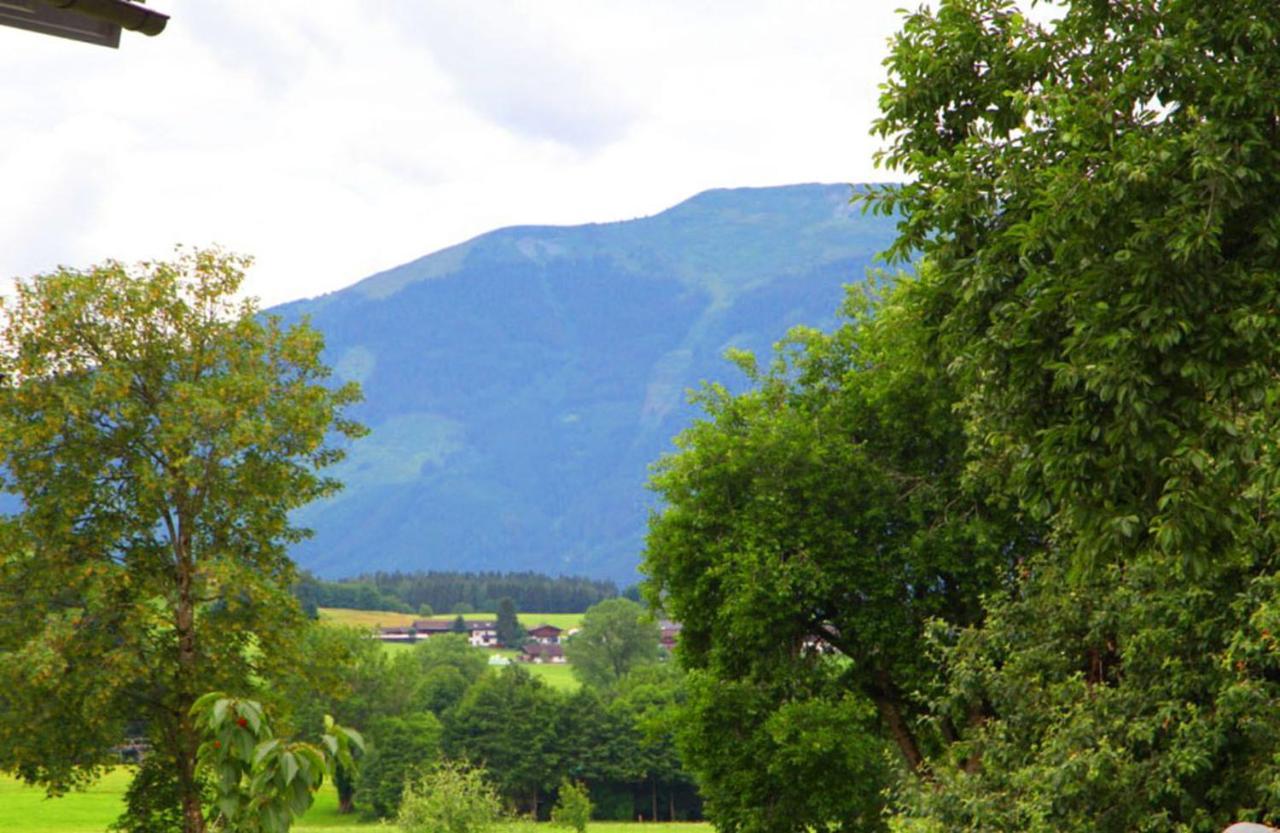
[551,780,592,833]
[355,712,443,820]
[612,664,695,821]
[397,761,501,833]
[445,665,562,814]
[556,687,642,788]
[868,0,1280,580]
[642,281,1034,833]
[495,597,524,648]
[399,632,489,715]
[452,614,469,634]
[418,603,435,618]
[865,1,1280,830]
[0,249,363,833]
[564,599,659,691]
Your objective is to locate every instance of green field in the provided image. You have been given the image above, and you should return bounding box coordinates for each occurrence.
[0,770,709,833]
[318,608,585,632]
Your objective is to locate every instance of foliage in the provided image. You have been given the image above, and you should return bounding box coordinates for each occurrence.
[300,571,621,615]
[642,279,1032,833]
[867,0,1280,579]
[564,599,659,692]
[863,1,1280,831]
[444,666,562,814]
[611,664,694,818]
[0,249,363,832]
[496,598,524,649]
[396,761,501,833]
[111,756,213,833]
[551,780,592,833]
[274,624,405,814]
[355,712,442,820]
[191,693,362,833]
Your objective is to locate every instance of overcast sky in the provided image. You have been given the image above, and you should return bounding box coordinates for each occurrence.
[1,2,910,307]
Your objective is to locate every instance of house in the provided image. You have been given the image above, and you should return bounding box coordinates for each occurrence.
[658,620,682,651]
[410,618,500,647]
[377,626,419,643]
[526,623,564,644]
[518,642,566,664]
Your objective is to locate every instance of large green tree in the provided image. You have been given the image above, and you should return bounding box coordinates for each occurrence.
[564,598,659,692]
[643,280,1035,833]
[444,665,562,814]
[867,1,1280,830]
[0,249,363,833]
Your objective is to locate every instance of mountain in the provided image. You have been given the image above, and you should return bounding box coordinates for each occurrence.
[274,183,900,583]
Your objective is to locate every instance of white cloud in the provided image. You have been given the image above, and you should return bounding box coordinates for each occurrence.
[0,1,908,307]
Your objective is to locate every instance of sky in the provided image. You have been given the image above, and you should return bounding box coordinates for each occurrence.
[1,2,911,308]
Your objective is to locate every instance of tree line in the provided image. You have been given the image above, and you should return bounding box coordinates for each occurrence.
[294,570,630,616]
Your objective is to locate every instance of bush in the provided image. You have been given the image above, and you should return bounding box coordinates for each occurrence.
[397,761,501,833]
[551,780,592,833]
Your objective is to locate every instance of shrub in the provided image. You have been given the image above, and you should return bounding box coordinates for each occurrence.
[551,780,592,833]
[397,761,501,833]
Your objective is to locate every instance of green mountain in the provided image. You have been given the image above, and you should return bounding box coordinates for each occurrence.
[275,183,899,582]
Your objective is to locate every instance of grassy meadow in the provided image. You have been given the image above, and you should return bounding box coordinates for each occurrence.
[318,608,585,632]
[1,770,710,833]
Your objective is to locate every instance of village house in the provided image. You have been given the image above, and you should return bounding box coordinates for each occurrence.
[526,623,564,644]
[659,619,682,651]
[378,618,499,647]
[518,642,566,664]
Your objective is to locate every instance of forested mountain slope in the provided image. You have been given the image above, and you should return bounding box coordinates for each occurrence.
[274,183,898,581]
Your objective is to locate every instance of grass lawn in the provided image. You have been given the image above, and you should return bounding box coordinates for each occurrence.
[0,771,709,833]
[318,608,584,632]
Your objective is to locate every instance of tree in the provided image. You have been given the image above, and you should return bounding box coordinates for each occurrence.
[355,712,443,820]
[551,780,592,833]
[495,597,524,648]
[0,249,363,833]
[397,761,502,833]
[452,614,469,634]
[867,0,1280,579]
[612,664,696,822]
[444,665,562,814]
[865,1,1280,830]
[564,598,659,691]
[642,281,1034,833]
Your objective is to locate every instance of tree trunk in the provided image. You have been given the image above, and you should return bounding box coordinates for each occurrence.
[668,790,675,822]
[174,523,205,833]
[869,670,923,774]
[651,779,657,822]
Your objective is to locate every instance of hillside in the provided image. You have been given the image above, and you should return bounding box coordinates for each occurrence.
[274,183,899,582]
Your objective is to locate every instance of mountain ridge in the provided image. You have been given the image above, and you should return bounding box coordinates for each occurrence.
[272,182,900,582]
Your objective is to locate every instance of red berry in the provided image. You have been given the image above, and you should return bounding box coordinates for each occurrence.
[236,717,248,728]
[213,741,221,749]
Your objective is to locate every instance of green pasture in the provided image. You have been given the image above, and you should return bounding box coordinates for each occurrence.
[379,644,580,691]
[318,608,584,632]
[0,770,709,833]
